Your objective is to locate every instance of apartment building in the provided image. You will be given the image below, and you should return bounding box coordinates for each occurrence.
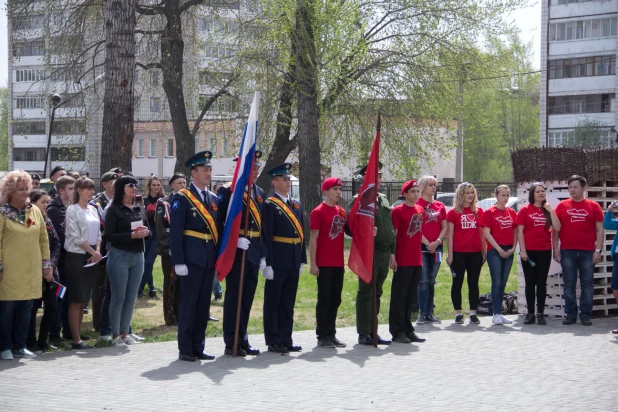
[541,0,618,147]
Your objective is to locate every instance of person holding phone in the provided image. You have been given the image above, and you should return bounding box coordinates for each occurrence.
[105,176,149,347]
[604,201,618,334]
[64,177,103,350]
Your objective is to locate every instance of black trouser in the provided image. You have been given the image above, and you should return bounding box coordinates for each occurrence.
[521,249,552,314]
[389,266,421,337]
[49,264,69,339]
[91,264,106,332]
[161,255,180,326]
[177,264,215,355]
[27,282,58,348]
[263,268,299,347]
[451,251,484,311]
[223,258,259,348]
[315,266,345,338]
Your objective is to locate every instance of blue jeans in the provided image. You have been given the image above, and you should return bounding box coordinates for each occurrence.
[139,231,158,294]
[486,247,514,315]
[107,247,144,336]
[213,276,223,296]
[0,300,33,351]
[418,246,442,316]
[560,249,594,320]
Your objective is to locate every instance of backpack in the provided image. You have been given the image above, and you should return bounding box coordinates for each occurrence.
[476,292,519,316]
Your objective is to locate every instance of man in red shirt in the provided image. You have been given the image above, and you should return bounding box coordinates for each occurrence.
[389,180,426,344]
[552,175,604,326]
[310,177,347,348]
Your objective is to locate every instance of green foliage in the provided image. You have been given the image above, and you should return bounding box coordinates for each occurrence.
[0,86,8,170]
[568,118,611,148]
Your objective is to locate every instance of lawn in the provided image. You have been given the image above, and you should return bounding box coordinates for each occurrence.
[66,241,518,347]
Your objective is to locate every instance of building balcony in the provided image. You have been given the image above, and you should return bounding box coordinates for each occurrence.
[548,112,615,129]
[12,56,45,67]
[14,161,45,172]
[549,38,616,58]
[12,108,47,119]
[549,75,616,95]
[550,0,618,19]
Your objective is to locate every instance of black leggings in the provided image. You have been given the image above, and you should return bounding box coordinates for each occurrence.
[521,250,551,314]
[27,282,58,348]
[451,251,484,311]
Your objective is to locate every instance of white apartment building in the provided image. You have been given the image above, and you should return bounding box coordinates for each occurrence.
[541,0,618,147]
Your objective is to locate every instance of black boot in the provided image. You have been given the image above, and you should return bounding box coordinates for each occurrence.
[537,313,547,325]
[523,313,536,325]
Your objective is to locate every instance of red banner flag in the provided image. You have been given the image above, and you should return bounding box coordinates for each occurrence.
[347,115,380,284]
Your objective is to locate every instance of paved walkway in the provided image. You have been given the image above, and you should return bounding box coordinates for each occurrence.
[1,316,617,411]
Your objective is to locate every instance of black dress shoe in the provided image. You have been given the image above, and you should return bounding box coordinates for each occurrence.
[194,352,215,360]
[406,331,426,343]
[375,334,392,345]
[224,346,247,357]
[243,345,260,356]
[329,335,347,348]
[267,345,289,354]
[358,334,374,345]
[179,353,196,362]
[286,345,302,352]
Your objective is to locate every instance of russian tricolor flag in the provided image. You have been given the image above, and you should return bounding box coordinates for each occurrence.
[215,91,260,280]
[55,282,66,299]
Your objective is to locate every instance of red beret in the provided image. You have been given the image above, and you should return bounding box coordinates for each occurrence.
[322,177,343,191]
[401,180,419,196]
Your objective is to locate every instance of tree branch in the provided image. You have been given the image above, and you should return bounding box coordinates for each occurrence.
[179,0,209,14]
[190,74,239,138]
[136,62,164,70]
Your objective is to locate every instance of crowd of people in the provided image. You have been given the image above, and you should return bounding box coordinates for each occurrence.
[0,152,616,361]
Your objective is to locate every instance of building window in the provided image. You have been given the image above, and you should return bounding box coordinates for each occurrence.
[550,17,617,42]
[51,146,85,161]
[150,70,160,85]
[166,139,174,157]
[13,148,46,161]
[150,97,161,112]
[549,56,616,79]
[52,121,86,135]
[12,15,45,31]
[137,139,144,157]
[203,44,238,59]
[223,138,230,156]
[13,121,46,135]
[210,138,217,154]
[12,40,45,57]
[149,139,157,157]
[198,94,238,113]
[15,69,45,82]
[135,96,141,111]
[15,96,44,109]
[549,130,613,147]
[548,94,615,115]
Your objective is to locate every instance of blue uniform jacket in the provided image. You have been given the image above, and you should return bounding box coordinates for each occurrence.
[217,184,268,265]
[170,184,220,269]
[264,195,307,270]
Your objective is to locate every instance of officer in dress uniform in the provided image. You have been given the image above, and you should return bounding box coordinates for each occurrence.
[217,151,267,357]
[155,172,187,326]
[170,151,220,362]
[262,163,307,354]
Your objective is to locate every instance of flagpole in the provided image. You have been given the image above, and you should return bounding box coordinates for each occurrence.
[372,113,381,348]
[232,160,255,358]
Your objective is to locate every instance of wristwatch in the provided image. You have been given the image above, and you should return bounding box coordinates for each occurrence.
[595,249,603,254]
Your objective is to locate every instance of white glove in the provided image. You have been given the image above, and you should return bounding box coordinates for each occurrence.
[175,264,188,276]
[262,266,273,280]
[259,257,266,271]
[237,237,250,250]
[299,263,304,275]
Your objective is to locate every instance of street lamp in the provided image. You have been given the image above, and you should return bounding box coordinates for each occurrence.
[43,93,62,178]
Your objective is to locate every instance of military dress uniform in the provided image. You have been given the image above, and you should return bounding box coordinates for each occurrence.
[263,163,307,353]
[217,152,267,356]
[170,152,220,361]
[155,173,185,326]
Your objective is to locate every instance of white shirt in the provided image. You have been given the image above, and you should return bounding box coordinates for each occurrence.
[65,204,102,253]
[275,192,291,204]
[191,183,210,202]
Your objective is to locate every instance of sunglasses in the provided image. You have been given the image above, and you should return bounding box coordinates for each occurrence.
[124,183,138,188]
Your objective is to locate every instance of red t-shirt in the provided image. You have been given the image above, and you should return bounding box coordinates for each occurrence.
[516,204,552,251]
[555,198,603,251]
[391,203,424,266]
[416,197,447,243]
[310,202,346,267]
[447,207,484,253]
[480,205,517,251]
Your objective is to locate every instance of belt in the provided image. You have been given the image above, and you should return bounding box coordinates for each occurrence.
[273,236,302,245]
[241,230,261,238]
[183,230,213,241]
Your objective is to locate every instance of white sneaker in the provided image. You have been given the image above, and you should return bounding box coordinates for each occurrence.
[123,335,139,345]
[493,314,503,325]
[0,349,14,360]
[112,336,127,347]
[98,335,112,343]
[129,333,145,341]
[500,314,513,324]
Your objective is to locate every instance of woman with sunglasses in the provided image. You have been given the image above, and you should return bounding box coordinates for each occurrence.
[446,182,486,325]
[517,182,560,325]
[105,176,149,346]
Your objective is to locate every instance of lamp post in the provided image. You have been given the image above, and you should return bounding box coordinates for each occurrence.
[43,93,62,178]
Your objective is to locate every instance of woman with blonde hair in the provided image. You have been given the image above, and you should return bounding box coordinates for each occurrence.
[416,175,447,324]
[0,171,51,360]
[138,176,165,298]
[446,183,486,325]
[64,177,102,350]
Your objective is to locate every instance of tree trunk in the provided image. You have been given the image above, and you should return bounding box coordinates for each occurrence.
[295,0,321,230]
[161,1,194,178]
[100,0,136,175]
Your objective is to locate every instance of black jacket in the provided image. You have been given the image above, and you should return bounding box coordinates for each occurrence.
[47,196,68,267]
[105,203,146,253]
[45,217,61,282]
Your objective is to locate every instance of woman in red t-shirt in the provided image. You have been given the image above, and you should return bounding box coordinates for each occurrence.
[446,183,486,325]
[517,182,561,325]
[481,185,518,326]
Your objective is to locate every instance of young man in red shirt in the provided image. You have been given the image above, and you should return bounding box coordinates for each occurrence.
[552,175,604,326]
[389,180,426,344]
[310,177,347,348]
